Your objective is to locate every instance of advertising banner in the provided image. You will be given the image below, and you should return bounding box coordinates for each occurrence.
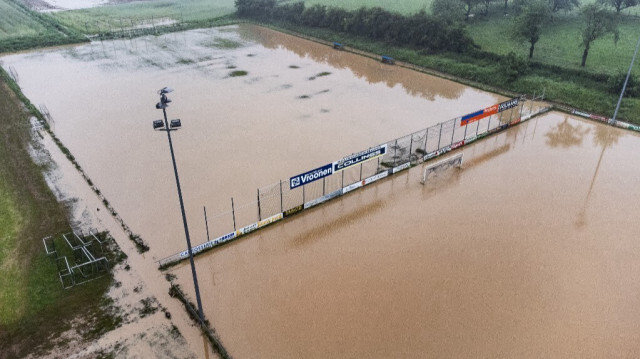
[283,205,303,217]
[304,189,342,209]
[237,223,258,236]
[332,144,387,172]
[392,162,411,173]
[289,163,333,189]
[258,213,283,228]
[363,171,388,185]
[342,181,363,194]
[179,231,236,258]
[460,98,519,127]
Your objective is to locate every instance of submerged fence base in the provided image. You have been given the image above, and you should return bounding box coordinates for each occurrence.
[159,94,552,268]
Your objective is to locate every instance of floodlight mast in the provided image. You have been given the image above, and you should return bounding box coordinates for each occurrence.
[153,87,205,327]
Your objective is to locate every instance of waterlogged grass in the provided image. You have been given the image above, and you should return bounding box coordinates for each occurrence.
[53,0,237,34]
[229,70,248,77]
[202,37,243,49]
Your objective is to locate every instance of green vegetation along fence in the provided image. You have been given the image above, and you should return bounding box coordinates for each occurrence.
[158,93,551,267]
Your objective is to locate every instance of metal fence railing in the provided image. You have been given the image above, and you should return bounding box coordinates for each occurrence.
[159,94,551,267]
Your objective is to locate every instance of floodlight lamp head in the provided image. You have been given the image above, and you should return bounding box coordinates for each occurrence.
[155,102,166,109]
[153,119,165,130]
[159,87,174,94]
[170,119,182,129]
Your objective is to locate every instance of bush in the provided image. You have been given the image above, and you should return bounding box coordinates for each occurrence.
[607,72,639,98]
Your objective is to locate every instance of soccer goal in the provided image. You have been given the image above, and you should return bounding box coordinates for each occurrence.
[421,152,463,184]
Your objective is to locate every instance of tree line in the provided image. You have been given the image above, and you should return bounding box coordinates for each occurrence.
[236,0,475,53]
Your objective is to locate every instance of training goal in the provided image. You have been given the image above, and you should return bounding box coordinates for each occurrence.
[421,152,463,184]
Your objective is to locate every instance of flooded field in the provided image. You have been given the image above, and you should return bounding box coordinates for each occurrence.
[173,112,640,358]
[1,24,503,259]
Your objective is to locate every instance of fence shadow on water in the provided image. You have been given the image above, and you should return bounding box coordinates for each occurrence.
[159,94,550,267]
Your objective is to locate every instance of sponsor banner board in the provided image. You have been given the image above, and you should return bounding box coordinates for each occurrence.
[283,205,303,217]
[237,222,258,236]
[303,189,342,209]
[342,181,363,194]
[572,109,590,118]
[451,140,465,149]
[460,98,519,127]
[510,118,521,126]
[180,231,236,258]
[497,98,519,113]
[289,163,333,189]
[589,114,610,123]
[465,136,478,145]
[363,171,388,185]
[423,145,452,162]
[333,144,387,172]
[258,213,283,228]
[392,162,411,174]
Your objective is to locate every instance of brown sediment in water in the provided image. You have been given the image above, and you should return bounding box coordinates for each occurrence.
[0,24,504,260]
[173,112,640,358]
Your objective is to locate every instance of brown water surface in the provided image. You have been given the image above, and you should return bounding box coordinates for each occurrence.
[1,24,503,258]
[173,112,640,358]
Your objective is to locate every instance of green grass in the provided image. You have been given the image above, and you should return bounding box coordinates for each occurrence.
[0,69,122,357]
[289,0,434,14]
[53,0,237,34]
[229,70,248,77]
[0,0,86,53]
[469,10,640,76]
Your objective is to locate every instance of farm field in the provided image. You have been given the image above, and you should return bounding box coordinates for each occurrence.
[173,111,640,358]
[51,0,237,34]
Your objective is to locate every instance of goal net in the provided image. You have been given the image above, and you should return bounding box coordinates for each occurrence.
[421,153,463,184]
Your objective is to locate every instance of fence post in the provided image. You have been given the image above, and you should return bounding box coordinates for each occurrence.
[303,184,306,204]
[359,163,363,181]
[231,197,236,231]
[423,129,429,154]
[450,120,456,145]
[323,178,326,196]
[257,188,261,221]
[279,180,283,213]
[409,135,414,162]
[341,170,344,188]
[487,115,492,133]
[437,122,443,150]
[519,98,525,119]
[463,121,468,140]
[393,139,398,167]
[203,206,210,242]
[530,91,535,114]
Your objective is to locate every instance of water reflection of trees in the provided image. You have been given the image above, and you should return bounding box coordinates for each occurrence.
[238,24,465,101]
[575,122,625,228]
[544,116,590,148]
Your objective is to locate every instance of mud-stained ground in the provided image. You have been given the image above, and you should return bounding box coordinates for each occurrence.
[27,124,213,358]
[172,112,640,358]
[0,24,504,261]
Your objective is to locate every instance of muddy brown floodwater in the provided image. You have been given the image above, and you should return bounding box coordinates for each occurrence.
[1,24,503,259]
[173,112,640,358]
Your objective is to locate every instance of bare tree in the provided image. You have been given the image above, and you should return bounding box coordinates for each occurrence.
[599,0,639,13]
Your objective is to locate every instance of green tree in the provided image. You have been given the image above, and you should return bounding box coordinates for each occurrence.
[580,3,619,67]
[431,0,466,24]
[461,0,481,19]
[549,0,580,12]
[599,0,639,13]
[512,0,551,58]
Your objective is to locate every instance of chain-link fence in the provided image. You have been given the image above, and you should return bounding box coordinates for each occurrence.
[159,94,551,267]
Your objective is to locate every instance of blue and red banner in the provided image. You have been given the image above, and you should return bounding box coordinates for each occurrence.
[460,98,519,127]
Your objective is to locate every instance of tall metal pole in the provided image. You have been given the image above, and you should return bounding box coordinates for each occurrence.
[161,105,205,326]
[612,34,640,123]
